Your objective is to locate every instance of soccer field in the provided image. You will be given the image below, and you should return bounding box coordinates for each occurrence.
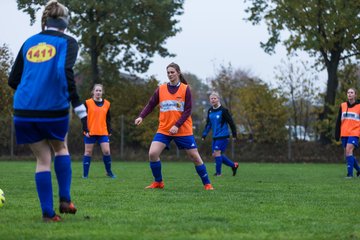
[0,161,358,240]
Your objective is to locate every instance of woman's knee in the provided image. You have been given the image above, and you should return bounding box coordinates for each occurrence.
[148,150,159,161]
[212,151,221,157]
[100,143,111,156]
[346,149,354,156]
[187,149,203,165]
[84,144,95,156]
[345,146,355,156]
[84,149,93,156]
[102,150,111,156]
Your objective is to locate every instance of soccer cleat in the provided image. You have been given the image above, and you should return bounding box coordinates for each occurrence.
[59,201,77,214]
[204,184,214,190]
[357,172,360,177]
[232,162,239,176]
[145,181,164,189]
[106,172,116,178]
[213,173,222,177]
[43,214,62,222]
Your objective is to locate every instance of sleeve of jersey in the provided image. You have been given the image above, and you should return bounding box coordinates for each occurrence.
[8,45,25,90]
[202,110,212,138]
[106,108,112,134]
[139,88,160,119]
[335,106,342,141]
[65,37,81,108]
[81,101,89,132]
[223,108,237,138]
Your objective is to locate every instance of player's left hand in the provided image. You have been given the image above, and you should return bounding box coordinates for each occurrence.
[169,126,179,135]
[134,117,143,125]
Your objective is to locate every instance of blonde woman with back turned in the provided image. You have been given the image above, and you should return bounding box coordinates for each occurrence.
[8,0,86,222]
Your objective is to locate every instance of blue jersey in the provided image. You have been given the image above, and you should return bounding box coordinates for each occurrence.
[202,105,237,140]
[8,30,80,119]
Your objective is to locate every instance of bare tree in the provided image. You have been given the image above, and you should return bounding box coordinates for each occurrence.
[275,57,321,141]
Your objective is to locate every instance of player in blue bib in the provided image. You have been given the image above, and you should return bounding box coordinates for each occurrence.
[202,91,239,176]
[8,0,87,222]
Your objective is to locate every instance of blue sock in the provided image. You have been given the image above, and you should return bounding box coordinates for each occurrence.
[35,171,55,217]
[103,155,113,175]
[346,155,355,176]
[222,155,235,168]
[83,155,91,177]
[54,155,72,202]
[354,157,360,172]
[195,164,210,185]
[150,161,162,182]
[215,156,222,175]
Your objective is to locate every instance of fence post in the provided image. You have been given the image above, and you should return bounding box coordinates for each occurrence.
[120,114,124,159]
[288,121,292,161]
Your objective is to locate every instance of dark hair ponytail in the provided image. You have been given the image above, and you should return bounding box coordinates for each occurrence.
[166,62,188,85]
[179,74,188,85]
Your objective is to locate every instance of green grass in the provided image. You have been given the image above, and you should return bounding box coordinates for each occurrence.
[0,161,359,240]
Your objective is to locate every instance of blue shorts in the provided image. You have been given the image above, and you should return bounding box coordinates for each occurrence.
[84,135,109,144]
[153,133,198,150]
[212,138,229,152]
[341,137,359,148]
[14,116,69,144]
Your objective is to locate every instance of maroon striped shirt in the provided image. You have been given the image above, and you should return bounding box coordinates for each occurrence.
[139,83,192,128]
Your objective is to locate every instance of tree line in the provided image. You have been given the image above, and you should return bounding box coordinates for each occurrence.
[1,39,359,158]
[0,0,360,158]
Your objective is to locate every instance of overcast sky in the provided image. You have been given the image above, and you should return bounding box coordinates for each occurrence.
[1,0,326,88]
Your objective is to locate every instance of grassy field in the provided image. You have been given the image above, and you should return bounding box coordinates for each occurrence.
[0,160,359,240]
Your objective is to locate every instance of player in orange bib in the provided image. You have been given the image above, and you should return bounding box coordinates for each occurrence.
[335,88,360,178]
[82,84,115,178]
[135,62,214,190]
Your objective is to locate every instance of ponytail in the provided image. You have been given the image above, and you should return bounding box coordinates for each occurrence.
[41,0,69,31]
[179,74,188,85]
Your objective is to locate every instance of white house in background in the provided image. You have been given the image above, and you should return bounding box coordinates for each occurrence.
[285,125,313,141]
